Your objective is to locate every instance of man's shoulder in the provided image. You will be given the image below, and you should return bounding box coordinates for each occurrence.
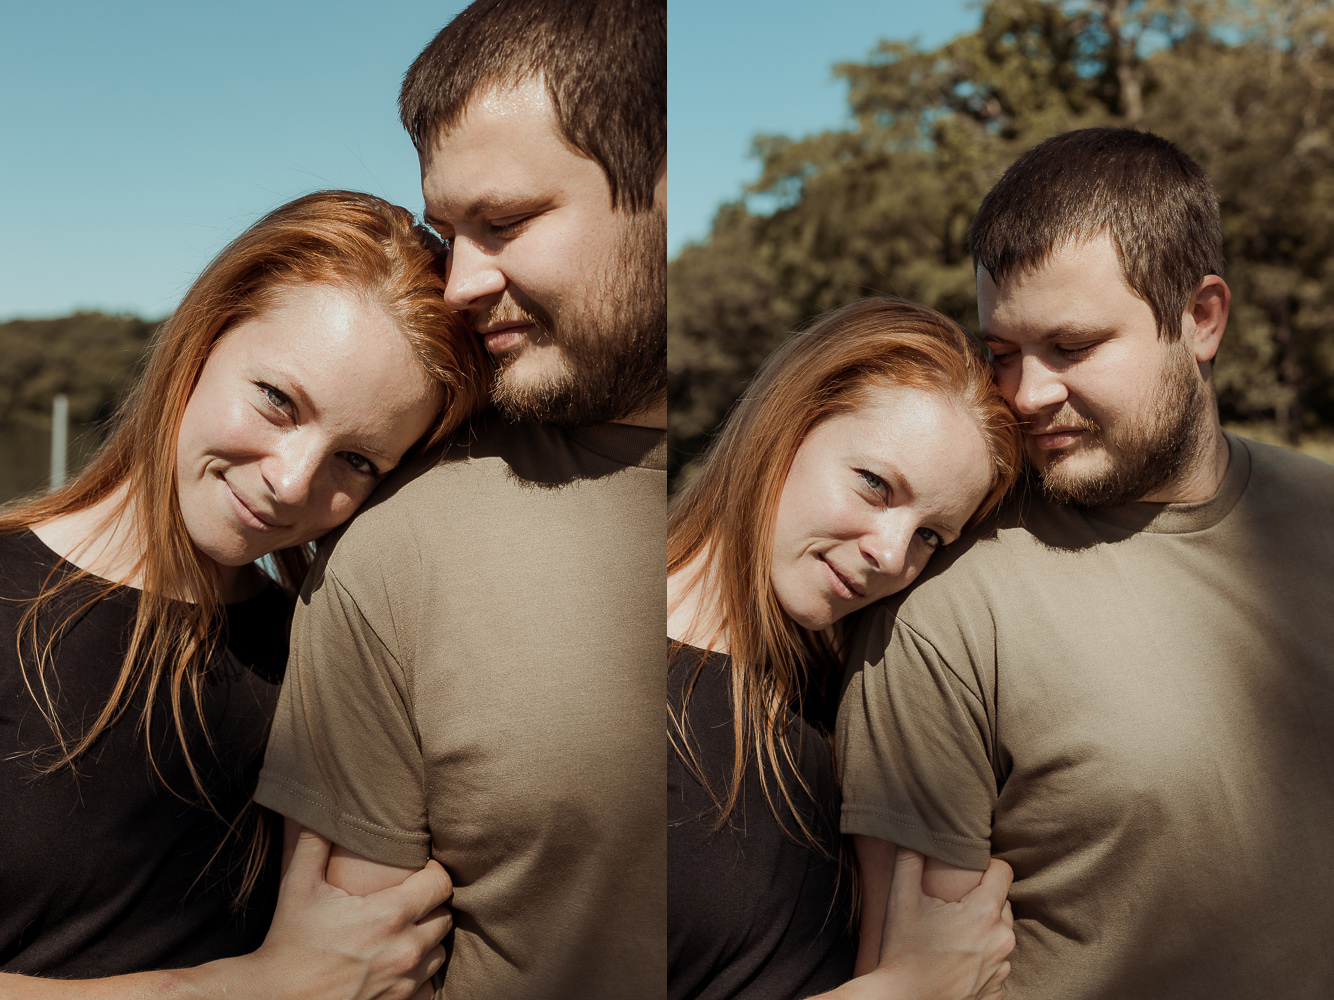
[860,486,1100,640]
[310,411,666,581]
[1235,433,1334,507]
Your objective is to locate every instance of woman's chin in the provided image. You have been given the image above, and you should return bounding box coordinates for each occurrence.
[780,598,845,633]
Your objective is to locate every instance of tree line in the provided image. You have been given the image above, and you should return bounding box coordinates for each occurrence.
[0,312,159,430]
[668,0,1334,480]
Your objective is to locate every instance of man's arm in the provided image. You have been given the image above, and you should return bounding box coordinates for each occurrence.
[282,816,422,895]
[852,836,988,975]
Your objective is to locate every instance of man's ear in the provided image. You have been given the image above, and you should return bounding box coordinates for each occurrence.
[1184,274,1230,364]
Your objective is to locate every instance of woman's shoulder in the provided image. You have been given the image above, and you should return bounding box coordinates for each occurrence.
[668,641,728,716]
[0,527,130,611]
[0,527,56,587]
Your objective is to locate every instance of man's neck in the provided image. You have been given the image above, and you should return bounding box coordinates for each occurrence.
[1141,421,1230,504]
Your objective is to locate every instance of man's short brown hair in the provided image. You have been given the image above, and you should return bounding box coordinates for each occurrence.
[399,0,665,214]
[969,128,1225,340]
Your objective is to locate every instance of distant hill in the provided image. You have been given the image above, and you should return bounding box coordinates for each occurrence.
[0,312,159,428]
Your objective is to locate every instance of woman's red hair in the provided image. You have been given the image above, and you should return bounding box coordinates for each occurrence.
[1,190,490,900]
[669,296,1020,849]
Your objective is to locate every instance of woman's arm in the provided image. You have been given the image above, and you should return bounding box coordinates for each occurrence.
[0,826,451,1000]
[816,837,1014,1000]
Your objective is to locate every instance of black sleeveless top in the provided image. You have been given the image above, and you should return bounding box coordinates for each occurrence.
[0,529,289,975]
[668,642,856,999]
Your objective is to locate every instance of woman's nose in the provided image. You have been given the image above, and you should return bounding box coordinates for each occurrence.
[261,439,321,509]
[860,517,912,578]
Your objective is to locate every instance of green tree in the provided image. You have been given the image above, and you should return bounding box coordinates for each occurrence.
[0,312,158,428]
[669,0,1334,480]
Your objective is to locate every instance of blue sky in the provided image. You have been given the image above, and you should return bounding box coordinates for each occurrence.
[1,1,469,320]
[1,1,981,318]
[668,0,982,256]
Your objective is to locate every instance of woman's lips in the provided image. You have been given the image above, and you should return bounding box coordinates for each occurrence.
[817,554,863,599]
[225,481,282,530]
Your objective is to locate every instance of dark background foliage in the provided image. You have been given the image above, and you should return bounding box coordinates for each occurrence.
[0,313,158,430]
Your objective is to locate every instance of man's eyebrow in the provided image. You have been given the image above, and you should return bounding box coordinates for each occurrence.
[425,193,529,228]
[980,324,1118,344]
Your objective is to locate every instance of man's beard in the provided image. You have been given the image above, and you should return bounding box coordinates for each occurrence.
[489,208,666,426]
[1033,341,1211,509]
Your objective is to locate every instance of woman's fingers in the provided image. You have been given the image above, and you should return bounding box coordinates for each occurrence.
[424,944,447,980]
[405,944,448,1000]
[965,857,1014,913]
[979,959,1012,998]
[416,903,454,945]
[381,859,454,923]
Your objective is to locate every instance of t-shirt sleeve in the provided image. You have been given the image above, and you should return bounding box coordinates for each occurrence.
[253,558,430,868]
[836,604,997,871]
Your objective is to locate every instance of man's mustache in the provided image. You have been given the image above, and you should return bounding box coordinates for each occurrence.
[473,293,553,335]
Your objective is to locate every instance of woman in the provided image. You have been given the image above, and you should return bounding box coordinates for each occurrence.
[667,297,1023,999]
[0,190,489,997]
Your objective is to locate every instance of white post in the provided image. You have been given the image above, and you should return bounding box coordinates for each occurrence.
[50,393,69,490]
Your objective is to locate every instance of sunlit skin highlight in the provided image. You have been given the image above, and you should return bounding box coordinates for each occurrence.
[768,387,992,633]
[978,234,1231,506]
[420,77,666,427]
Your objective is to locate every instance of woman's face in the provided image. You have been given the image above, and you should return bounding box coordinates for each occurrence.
[770,384,992,631]
[175,282,444,568]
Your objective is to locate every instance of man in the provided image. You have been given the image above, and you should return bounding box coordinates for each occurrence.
[837,128,1334,998]
[253,1,667,997]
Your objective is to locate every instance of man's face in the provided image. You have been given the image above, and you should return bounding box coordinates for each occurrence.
[420,78,665,427]
[979,233,1210,507]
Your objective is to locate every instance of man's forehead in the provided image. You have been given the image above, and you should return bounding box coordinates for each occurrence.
[419,78,596,219]
[980,235,1135,309]
[978,233,1130,291]
[420,76,561,166]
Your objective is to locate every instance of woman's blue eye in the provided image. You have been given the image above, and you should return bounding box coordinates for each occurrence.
[917,527,944,549]
[857,469,886,493]
[341,452,380,478]
[259,383,292,411]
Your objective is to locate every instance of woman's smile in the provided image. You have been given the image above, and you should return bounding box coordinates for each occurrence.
[174,282,443,570]
[770,386,992,632]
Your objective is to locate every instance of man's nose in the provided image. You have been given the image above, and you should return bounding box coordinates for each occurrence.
[442,238,506,311]
[1012,354,1068,416]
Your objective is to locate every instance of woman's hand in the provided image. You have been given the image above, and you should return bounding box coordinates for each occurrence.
[242,827,454,1000]
[819,848,1014,1000]
[871,849,1014,999]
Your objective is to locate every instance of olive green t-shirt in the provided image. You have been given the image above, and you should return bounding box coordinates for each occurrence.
[838,434,1334,999]
[255,414,667,1000]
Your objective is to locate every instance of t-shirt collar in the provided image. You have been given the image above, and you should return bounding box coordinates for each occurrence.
[1081,432,1251,534]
